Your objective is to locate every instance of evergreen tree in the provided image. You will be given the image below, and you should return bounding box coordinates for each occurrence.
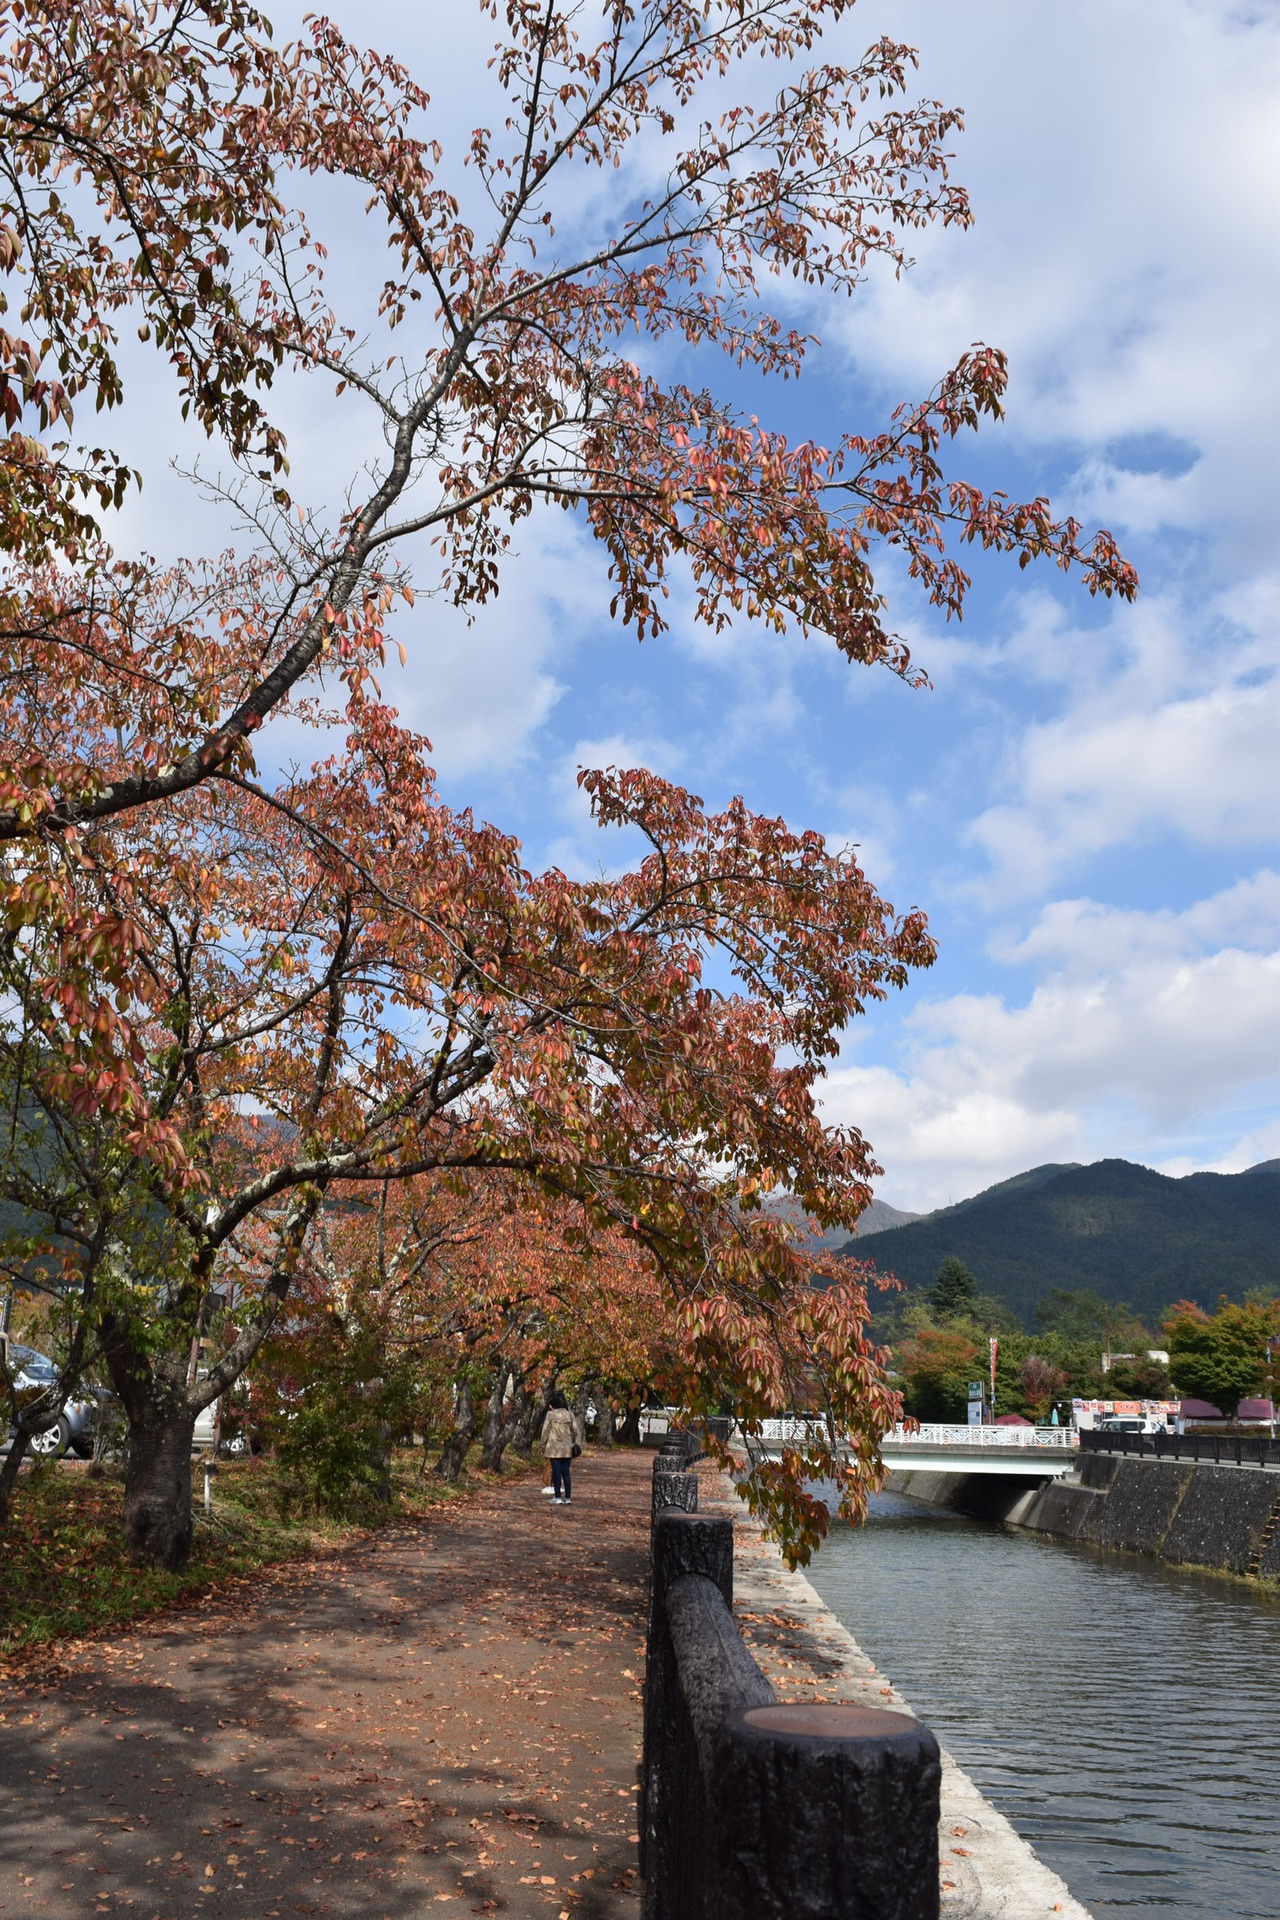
[929,1256,980,1321]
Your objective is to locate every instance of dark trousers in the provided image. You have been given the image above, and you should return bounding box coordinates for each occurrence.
[551,1456,572,1499]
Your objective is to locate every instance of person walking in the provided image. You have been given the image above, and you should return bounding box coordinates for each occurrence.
[540,1391,582,1505]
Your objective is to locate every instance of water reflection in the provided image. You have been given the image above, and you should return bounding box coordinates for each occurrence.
[806,1490,1280,1919]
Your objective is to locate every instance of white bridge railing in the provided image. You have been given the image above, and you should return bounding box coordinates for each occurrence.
[640,1412,1079,1450]
[885,1423,1078,1450]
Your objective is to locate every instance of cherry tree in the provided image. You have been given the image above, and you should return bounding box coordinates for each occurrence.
[0,695,933,1562]
[1,0,1134,851]
[0,0,1137,1565]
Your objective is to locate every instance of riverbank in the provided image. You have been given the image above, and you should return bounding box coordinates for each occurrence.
[703,1471,1090,1919]
[889,1453,1280,1584]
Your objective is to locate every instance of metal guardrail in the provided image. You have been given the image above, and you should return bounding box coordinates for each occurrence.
[643,1443,942,1920]
[1080,1429,1280,1468]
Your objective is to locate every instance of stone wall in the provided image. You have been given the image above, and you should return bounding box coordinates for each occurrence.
[889,1458,1280,1582]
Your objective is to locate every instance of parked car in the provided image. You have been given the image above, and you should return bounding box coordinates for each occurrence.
[2,1345,99,1458]
[1098,1414,1167,1435]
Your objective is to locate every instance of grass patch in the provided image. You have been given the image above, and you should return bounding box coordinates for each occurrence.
[0,1448,505,1657]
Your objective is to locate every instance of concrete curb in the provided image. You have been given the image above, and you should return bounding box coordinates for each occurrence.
[717,1486,1091,1920]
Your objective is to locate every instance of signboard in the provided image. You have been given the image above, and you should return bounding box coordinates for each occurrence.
[967,1399,984,1426]
[1071,1397,1180,1431]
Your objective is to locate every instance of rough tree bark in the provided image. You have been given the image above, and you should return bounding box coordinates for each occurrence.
[96,1312,207,1569]
[0,1400,76,1527]
[481,1366,529,1475]
[478,1360,512,1474]
[570,1381,591,1424]
[122,1407,199,1569]
[434,1375,476,1482]
[372,1416,394,1502]
[509,1370,555,1458]
[617,1392,643,1447]
[518,1367,564,1451]
[91,1194,320,1569]
[0,1428,31,1529]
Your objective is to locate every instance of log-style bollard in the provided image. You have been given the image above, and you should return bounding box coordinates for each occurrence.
[652,1464,698,1522]
[643,1511,737,1918]
[708,1700,941,1920]
[652,1430,700,1525]
[641,1509,942,1920]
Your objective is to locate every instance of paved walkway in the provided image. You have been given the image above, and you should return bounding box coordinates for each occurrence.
[0,1452,652,1920]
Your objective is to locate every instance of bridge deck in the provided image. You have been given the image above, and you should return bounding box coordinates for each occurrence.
[880,1445,1075,1478]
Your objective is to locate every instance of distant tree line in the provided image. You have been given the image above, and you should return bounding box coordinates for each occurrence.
[884,1257,1279,1421]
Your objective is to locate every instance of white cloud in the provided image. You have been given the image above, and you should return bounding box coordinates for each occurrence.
[822,876,1280,1209]
[970,671,1279,896]
[999,871,1280,973]
[388,512,620,781]
[1172,1114,1280,1177]
[827,0,1280,565]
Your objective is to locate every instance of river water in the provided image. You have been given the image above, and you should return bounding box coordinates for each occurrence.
[805,1490,1280,1920]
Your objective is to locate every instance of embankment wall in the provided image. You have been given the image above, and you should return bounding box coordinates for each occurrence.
[888,1456,1280,1581]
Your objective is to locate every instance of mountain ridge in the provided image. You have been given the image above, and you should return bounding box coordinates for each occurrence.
[840,1157,1279,1323]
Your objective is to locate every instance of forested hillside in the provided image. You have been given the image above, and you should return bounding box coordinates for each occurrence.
[843,1159,1279,1324]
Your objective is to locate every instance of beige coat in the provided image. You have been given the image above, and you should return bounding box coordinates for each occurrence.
[540,1406,581,1459]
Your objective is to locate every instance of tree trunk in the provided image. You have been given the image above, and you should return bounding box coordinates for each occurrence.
[373,1419,394,1501]
[571,1380,592,1439]
[0,1429,29,1529]
[508,1372,546,1457]
[482,1370,529,1475]
[478,1360,510,1474]
[595,1383,616,1445]
[434,1376,476,1482]
[617,1392,643,1447]
[123,1411,197,1570]
[515,1372,558,1460]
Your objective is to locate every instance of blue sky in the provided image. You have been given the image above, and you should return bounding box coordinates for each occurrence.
[110,0,1280,1211]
